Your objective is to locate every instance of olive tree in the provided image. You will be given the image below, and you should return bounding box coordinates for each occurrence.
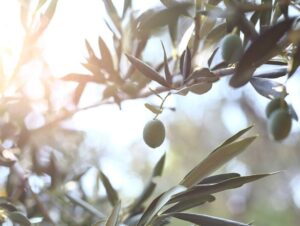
[0,0,299,225]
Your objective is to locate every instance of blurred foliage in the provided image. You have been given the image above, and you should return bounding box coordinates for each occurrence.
[0,0,299,225]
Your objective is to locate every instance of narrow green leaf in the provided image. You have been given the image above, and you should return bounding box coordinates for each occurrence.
[218,125,254,148]
[170,212,250,226]
[126,54,170,87]
[163,195,215,213]
[137,185,186,226]
[65,194,106,219]
[176,82,212,96]
[8,211,31,226]
[99,170,119,207]
[207,47,219,68]
[250,77,288,99]
[203,22,227,49]
[160,42,172,84]
[254,67,288,78]
[180,136,257,187]
[73,83,86,105]
[98,36,114,73]
[129,154,166,213]
[105,201,121,226]
[199,173,241,184]
[153,153,166,177]
[85,39,96,58]
[180,47,191,78]
[103,0,122,35]
[174,173,276,203]
[230,18,296,87]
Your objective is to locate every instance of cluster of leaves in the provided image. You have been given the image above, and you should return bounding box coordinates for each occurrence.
[63,126,275,226]
[0,0,299,225]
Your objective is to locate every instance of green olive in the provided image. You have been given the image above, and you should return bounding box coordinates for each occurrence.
[143,119,165,148]
[266,98,288,118]
[268,109,292,141]
[220,34,243,63]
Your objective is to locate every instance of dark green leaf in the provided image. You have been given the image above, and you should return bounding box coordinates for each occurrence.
[199,173,241,184]
[163,195,215,213]
[174,173,276,203]
[250,77,288,99]
[180,47,191,79]
[230,18,296,87]
[260,0,272,31]
[8,211,31,226]
[169,212,250,226]
[153,153,166,177]
[207,47,219,68]
[161,42,172,84]
[99,170,119,206]
[126,54,170,87]
[254,67,288,78]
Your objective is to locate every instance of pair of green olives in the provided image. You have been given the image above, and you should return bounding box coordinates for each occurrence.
[266,98,292,141]
[143,119,165,148]
[221,34,243,64]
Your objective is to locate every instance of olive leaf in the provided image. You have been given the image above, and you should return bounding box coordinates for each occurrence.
[8,211,31,226]
[163,195,215,213]
[199,173,241,184]
[230,17,296,87]
[254,67,288,78]
[180,47,192,79]
[98,170,119,207]
[202,22,227,49]
[136,185,186,226]
[65,194,106,219]
[250,77,288,99]
[103,0,122,35]
[168,212,250,226]
[160,41,172,84]
[105,201,121,226]
[136,2,192,36]
[98,36,115,73]
[126,54,170,87]
[180,129,257,187]
[129,153,166,213]
[173,173,276,203]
